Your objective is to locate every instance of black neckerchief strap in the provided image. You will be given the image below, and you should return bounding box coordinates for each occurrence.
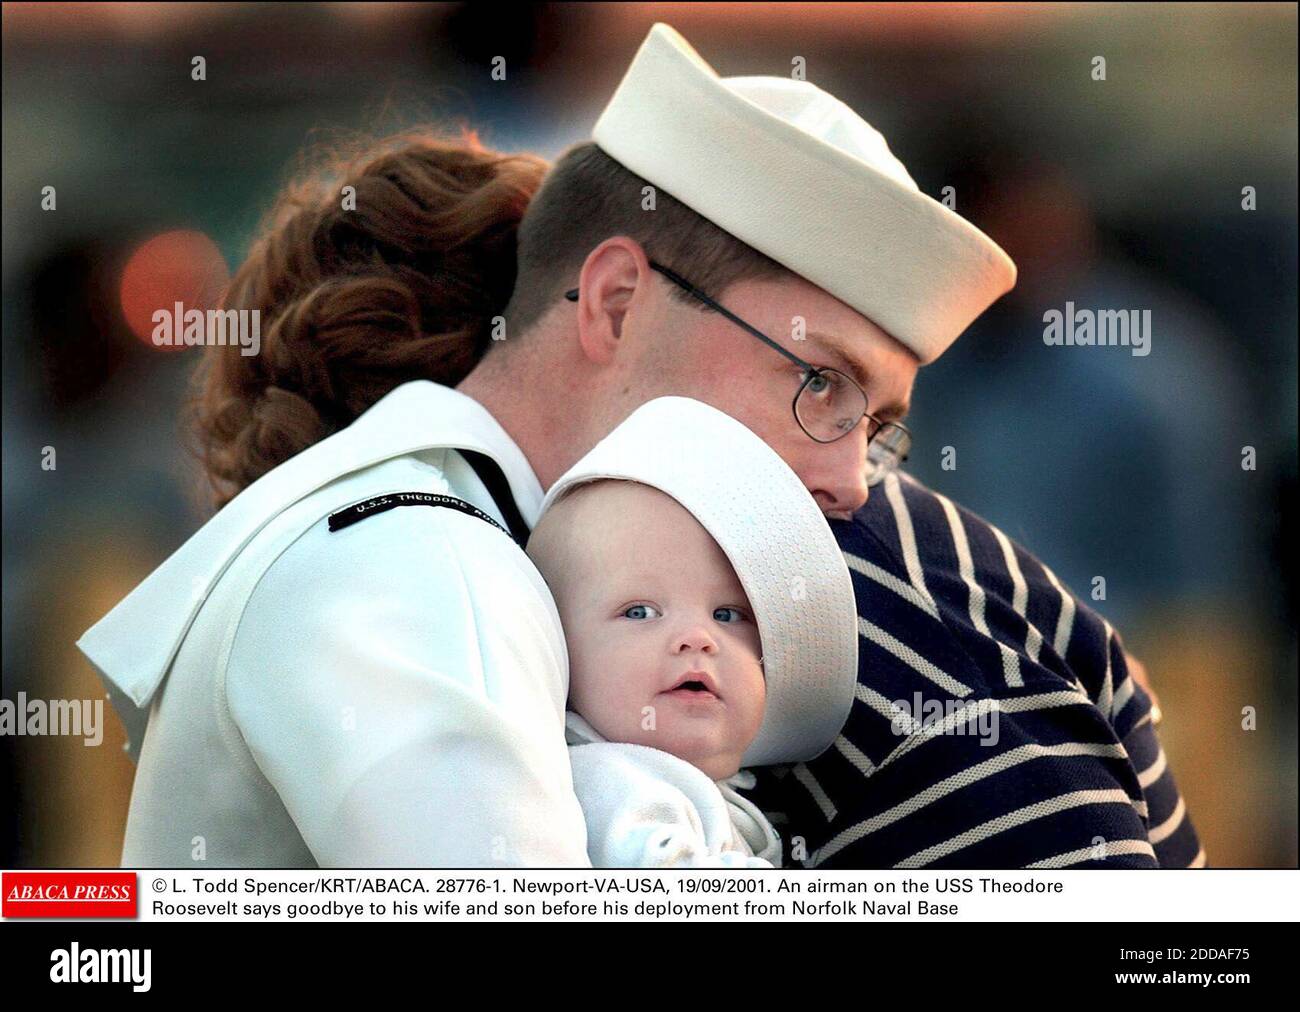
[456,448,532,549]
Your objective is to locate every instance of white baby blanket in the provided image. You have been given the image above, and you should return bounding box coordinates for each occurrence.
[564,711,782,868]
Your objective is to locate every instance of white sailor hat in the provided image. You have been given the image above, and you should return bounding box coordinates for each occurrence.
[536,396,859,768]
[591,22,1017,364]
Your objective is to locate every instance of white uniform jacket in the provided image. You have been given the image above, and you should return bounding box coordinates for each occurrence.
[77,380,592,868]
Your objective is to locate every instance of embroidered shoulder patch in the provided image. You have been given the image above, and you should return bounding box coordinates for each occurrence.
[327,491,511,537]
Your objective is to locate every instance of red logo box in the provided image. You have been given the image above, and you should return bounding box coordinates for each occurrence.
[2,872,137,918]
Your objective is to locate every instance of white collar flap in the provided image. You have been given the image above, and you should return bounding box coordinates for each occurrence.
[76,381,542,708]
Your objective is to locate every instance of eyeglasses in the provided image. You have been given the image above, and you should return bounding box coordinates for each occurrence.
[565,260,911,476]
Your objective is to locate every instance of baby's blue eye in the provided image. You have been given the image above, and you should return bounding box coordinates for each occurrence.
[623,604,661,620]
[714,607,747,623]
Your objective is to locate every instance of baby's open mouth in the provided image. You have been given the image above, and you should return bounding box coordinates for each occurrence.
[662,685,721,704]
[663,670,722,701]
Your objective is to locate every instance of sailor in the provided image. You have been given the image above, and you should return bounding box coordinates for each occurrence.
[77,22,1014,867]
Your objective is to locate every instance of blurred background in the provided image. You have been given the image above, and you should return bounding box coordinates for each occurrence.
[2,2,1295,868]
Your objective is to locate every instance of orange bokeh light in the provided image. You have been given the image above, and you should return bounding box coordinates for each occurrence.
[119,230,230,351]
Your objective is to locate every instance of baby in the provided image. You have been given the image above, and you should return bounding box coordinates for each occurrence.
[528,478,778,866]
[525,396,859,868]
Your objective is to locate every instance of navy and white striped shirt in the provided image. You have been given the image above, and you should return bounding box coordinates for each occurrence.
[742,470,1205,869]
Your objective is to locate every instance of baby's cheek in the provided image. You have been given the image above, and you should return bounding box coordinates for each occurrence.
[752,672,769,720]
[745,658,768,735]
[569,652,636,734]
[565,644,605,713]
